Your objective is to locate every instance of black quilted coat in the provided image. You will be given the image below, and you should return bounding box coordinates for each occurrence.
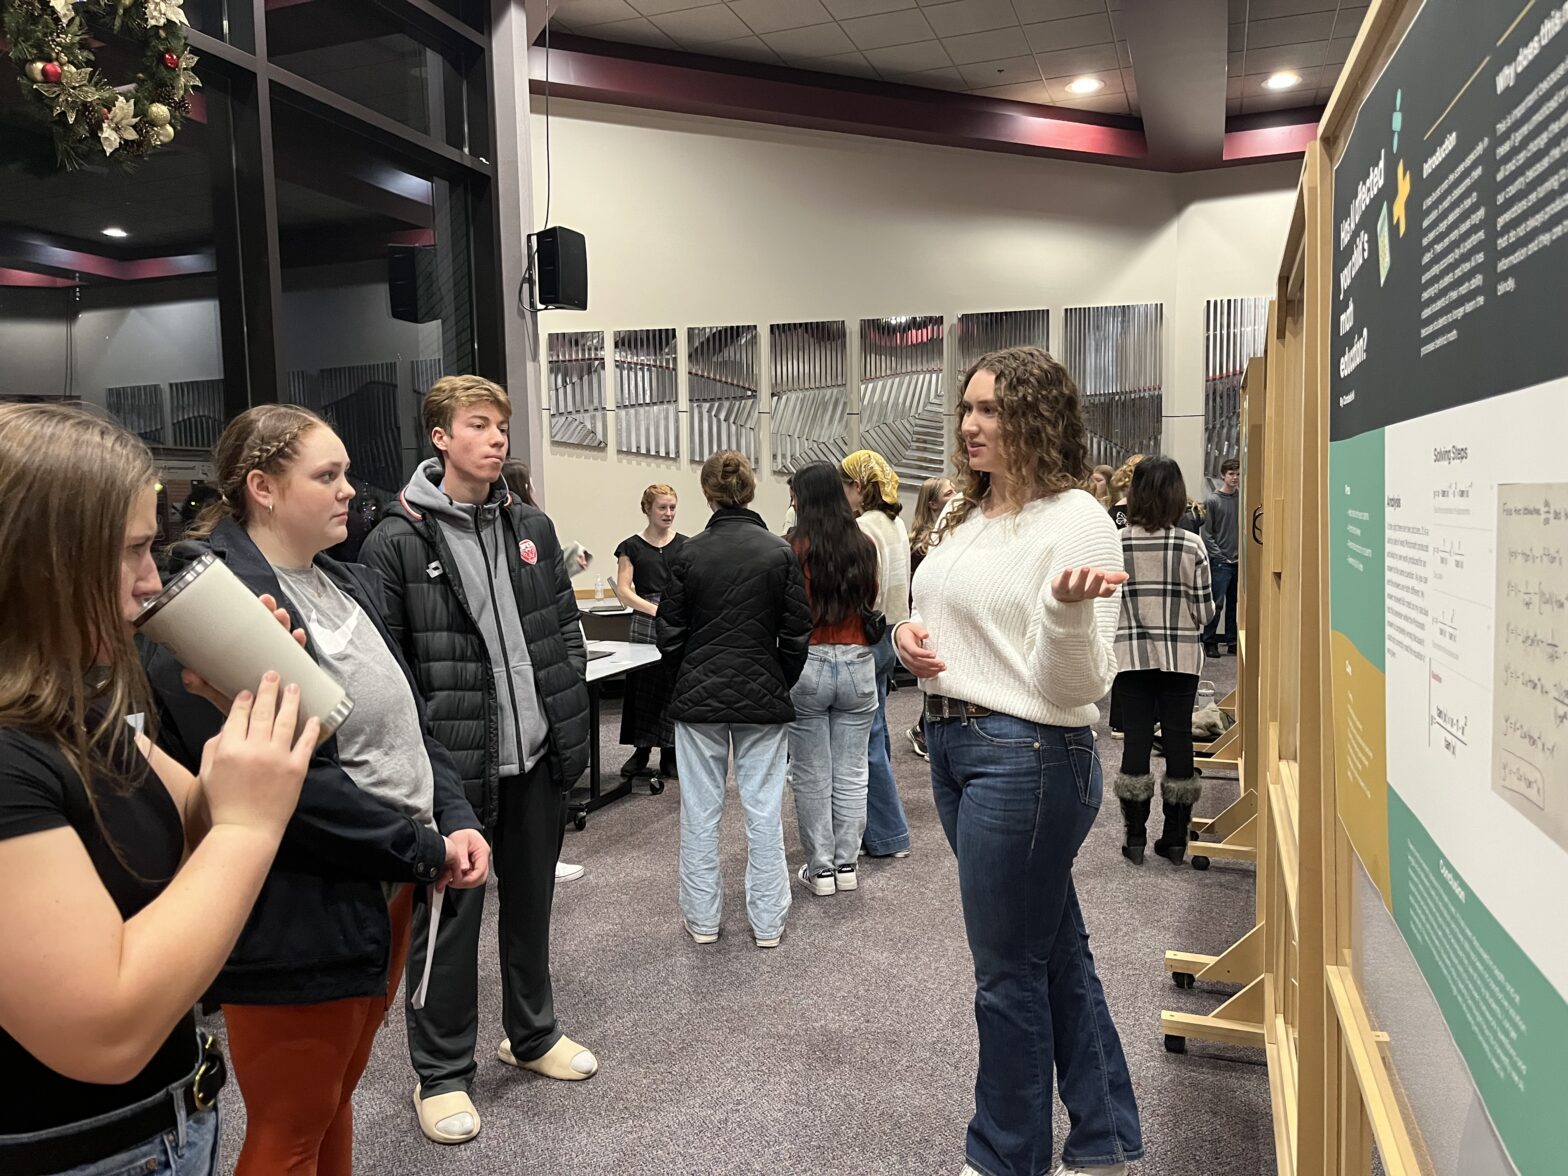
[359,485,590,830]
[656,507,812,724]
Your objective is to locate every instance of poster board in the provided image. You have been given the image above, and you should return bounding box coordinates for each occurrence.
[1326,2,1568,1171]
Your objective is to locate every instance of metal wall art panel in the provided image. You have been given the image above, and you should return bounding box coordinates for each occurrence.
[168,379,225,450]
[1203,296,1268,480]
[285,363,402,493]
[955,309,1050,371]
[411,358,445,397]
[687,325,759,466]
[859,315,946,485]
[106,384,166,445]
[1061,303,1164,470]
[770,320,848,474]
[614,328,679,459]
[546,331,606,449]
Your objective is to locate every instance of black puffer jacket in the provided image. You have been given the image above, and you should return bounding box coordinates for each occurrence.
[358,476,590,829]
[141,520,480,1006]
[656,507,811,724]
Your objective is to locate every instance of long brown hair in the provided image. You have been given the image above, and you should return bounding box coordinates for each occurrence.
[937,346,1091,542]
[909,476,954,554]
[187,404,327,539]
[0,403,157,795]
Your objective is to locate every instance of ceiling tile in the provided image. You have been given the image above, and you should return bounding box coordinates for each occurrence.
[956,54,1042,87]
[1243,88,1320,112]
[1228,49,1243,73]
[1032,42,1120,78]
[970,80,1055,104]
[794,50,882,76]
[921,0,1018,38]
[1242,63,1327,94]
[702,34,786,61]
[1227,97,1242,115]
[581,15,680,45]
[862,39,954,71]
[1056,91,1129,113]
[1043,68,1125,100]
[842,8,937,48]
[1228,0,1246,19]
[1117,39,1132,67]
[556,0,641,25]
[1334,6,1369,39]
[1024,13,1116,54]
[1011,0,1104,20]
[624,0,714,14]
[650,3,751,41]
[821,0,917,17]
[943,26,1027,64]
[1243,40,1330,75]
[885,66,970,89]
[1229,22,1245,50]
[1324,35,1356,65]
[1246,0,1336,18]
[1246,11,1335,47]
[729,0,834,35]
[1227,74,1244,98]
[762,21,858,57]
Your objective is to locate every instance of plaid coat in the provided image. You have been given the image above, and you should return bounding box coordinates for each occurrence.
[1115,524,1217,676]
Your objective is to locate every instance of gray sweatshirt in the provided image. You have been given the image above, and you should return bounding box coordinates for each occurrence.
[1202,487,1240,564]
[404,460,549,776]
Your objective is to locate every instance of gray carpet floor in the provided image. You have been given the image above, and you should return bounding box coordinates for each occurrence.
[212,659,1271,1175]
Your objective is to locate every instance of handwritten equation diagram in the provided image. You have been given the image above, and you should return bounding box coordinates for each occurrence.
[1493,484,1568,851]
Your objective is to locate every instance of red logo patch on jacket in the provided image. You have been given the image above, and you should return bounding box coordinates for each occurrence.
[518,539,538,565]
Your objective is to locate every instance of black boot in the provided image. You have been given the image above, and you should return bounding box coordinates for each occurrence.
[1153,776,1202,864]
[1119,798,1151,864]
[1112,773,1155,865]
[659,746,678,778]
[620,747,650,778]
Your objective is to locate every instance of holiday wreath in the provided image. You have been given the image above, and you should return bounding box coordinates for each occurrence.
[2,0,200,169]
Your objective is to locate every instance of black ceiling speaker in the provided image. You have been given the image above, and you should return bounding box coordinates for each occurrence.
[530,226,587,311]
[388,244,442,324]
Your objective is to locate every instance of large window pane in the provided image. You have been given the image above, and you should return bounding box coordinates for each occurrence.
[272,103,476,500]
[267,0,475,150]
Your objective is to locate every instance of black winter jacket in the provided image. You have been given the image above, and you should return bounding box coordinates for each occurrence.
[358,481,590,829]
[656,507,811,724]
[141,520,480,1006]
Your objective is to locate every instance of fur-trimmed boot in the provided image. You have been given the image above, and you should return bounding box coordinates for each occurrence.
[1113,773,1155,865]
[1153,776,1203,864]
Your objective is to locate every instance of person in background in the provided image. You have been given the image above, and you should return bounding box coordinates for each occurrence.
[839,450,912,860]
[1089,464,1115,508]
[657,450,811,949]
[905,475,957,760]
[1201,457,1242,656]
[1107,454,1143,530]
[784,462,879,896]
[1110,455,1215,867]
[613,484,685,781]
[144,404,489,1173]
[0,404,316,1176]
[359,378,596,1148]
[896,346,1141,1176]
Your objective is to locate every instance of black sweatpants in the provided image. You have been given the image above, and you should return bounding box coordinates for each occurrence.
[406,758,565,1097]
[1115,669,1200,783]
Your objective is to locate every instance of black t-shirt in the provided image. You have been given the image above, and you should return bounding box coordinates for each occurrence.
[1110,503,1130,529]
[0,726,198,1133]
[614,533,687,599]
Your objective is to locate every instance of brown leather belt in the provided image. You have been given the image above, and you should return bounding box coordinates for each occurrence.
[923,694,996,721]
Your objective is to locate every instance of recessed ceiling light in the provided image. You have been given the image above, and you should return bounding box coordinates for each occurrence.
[101,227,129,238]
[1263,71,1302,91]
[1065,76,1105,95]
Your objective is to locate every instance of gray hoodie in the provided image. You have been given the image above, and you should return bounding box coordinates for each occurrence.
[404,459,549,776]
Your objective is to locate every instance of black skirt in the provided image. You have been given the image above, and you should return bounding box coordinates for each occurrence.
[620,603,675,748]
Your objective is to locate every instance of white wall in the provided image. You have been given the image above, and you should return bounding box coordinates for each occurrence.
[529,99,1297,567]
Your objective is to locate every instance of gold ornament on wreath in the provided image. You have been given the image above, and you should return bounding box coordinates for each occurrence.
[2,0,200,169]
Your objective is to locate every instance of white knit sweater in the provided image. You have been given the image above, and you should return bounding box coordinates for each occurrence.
[904,489,1124,728]
[858,510,911,625]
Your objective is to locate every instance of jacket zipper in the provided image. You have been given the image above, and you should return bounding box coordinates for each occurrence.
[480,509,527,771]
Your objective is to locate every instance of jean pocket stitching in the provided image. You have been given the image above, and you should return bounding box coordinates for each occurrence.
[967,718,1038,748]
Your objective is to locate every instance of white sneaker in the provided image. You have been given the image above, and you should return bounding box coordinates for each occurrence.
[555,861,584,882]
[1052,1163,1129,1176]
[834,865,858,892]
[683,920,719,944]
[797,864,835,896]
[754,928,783,948]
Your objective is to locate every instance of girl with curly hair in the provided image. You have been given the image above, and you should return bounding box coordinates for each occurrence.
[895,347,1142,1176]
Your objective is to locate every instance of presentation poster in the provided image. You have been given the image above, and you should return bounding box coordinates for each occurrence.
[1328,2,1568,1171]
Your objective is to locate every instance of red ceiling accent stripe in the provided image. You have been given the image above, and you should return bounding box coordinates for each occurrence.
[1223,121,1319,162]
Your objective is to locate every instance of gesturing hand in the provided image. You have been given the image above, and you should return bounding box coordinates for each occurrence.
[439,829,491,892]
[895,622,946,679]
[1051,566,1129,603]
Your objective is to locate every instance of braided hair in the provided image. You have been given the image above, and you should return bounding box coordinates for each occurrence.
[186,404,327,539]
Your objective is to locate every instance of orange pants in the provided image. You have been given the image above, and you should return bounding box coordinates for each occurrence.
[225,885,414,1176]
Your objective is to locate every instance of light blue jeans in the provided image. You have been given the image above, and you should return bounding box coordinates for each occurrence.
[863,633,912,855]
[787,644,878,874]
[47,1106,220,1176]
[675,721,792,940]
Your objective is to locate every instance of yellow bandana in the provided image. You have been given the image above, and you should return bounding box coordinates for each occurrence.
[840,450,899,503]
